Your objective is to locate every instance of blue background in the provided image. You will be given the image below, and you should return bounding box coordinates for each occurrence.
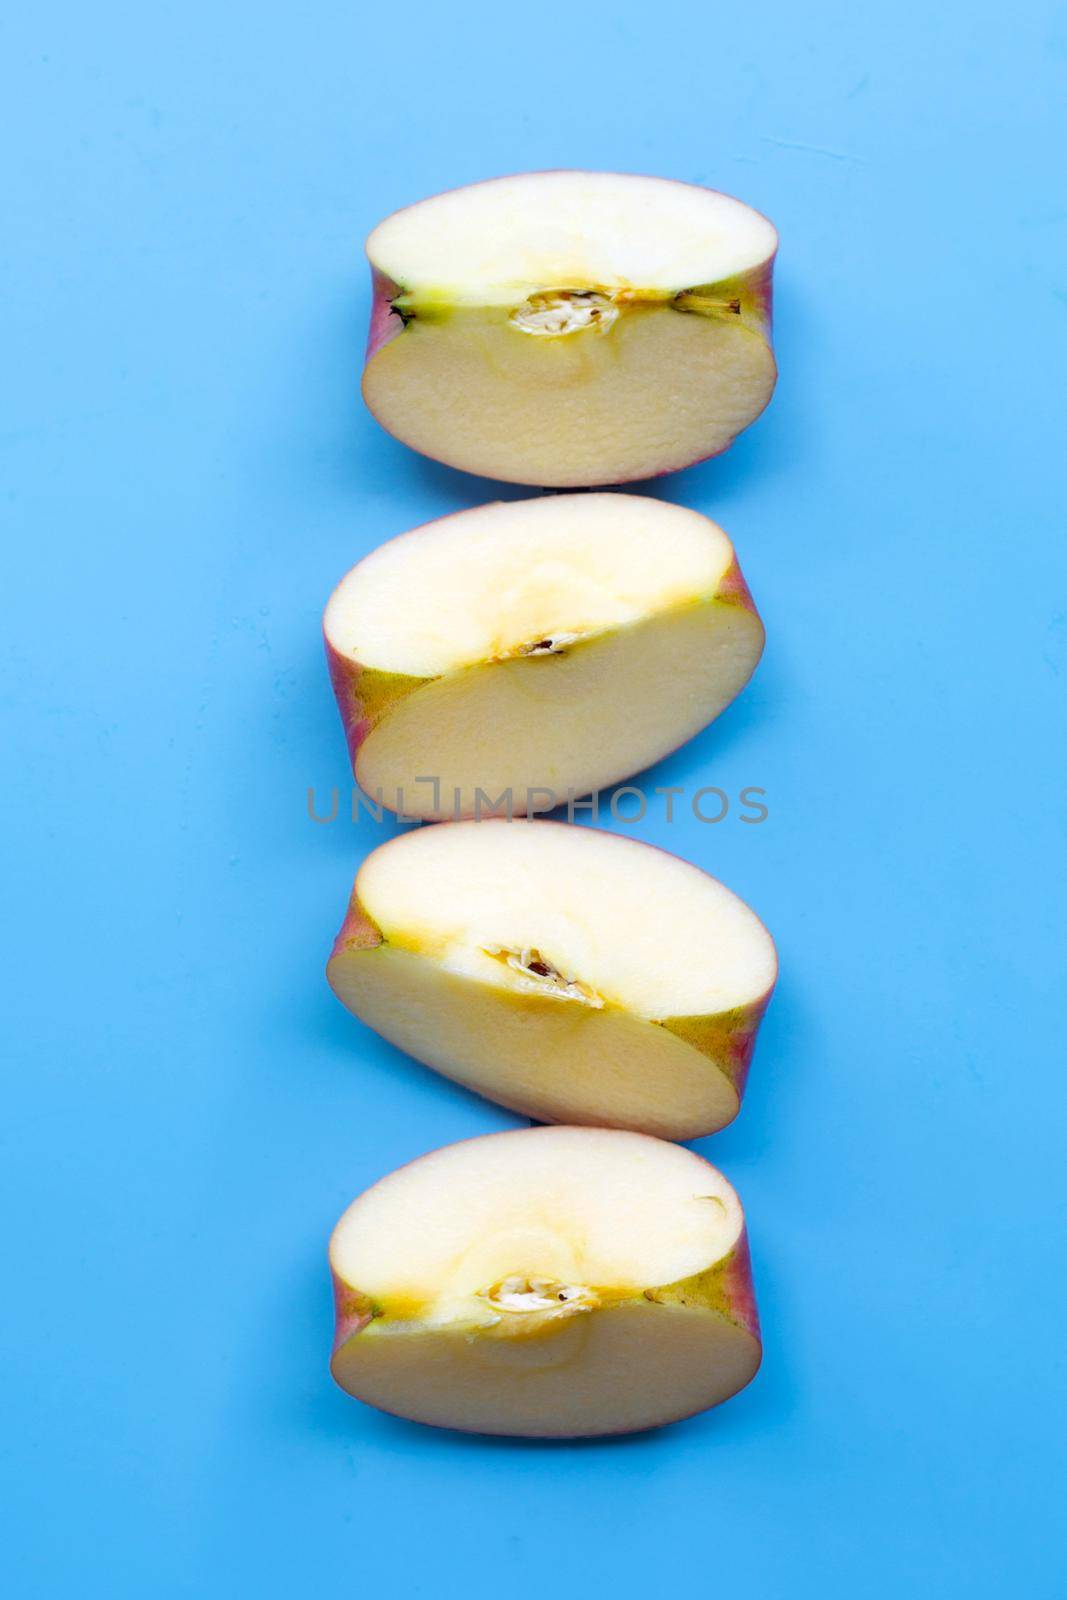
[3,3,1065,1594]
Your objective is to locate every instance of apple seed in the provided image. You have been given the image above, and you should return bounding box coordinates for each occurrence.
[509,291,619,337]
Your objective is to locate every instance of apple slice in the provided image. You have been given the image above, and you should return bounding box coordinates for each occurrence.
[324,492,763,822]
[327,819,776,1139]
[361,171,777,487]
[330,1126,761,1437]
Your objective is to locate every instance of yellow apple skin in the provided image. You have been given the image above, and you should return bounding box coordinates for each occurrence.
[324,644,427,782]
[329,1225,761,1437]
[644,1225,761,1338]
[323,549,762,820]
[661,995,772,1100]
[326,887,776,1139]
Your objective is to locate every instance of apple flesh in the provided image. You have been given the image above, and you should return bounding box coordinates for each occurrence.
[324,493,763,822]
[330,1126,761,1437]
[327,819,776,1139]
[361,171,777,486]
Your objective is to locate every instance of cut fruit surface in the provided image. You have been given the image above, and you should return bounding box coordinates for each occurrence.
[362,171,777,486]
[330,1126,761,1436]
[324,493,763,821]
[327,820,776,1139]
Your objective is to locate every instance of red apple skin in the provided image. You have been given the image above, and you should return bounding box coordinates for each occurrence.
[365,268,404,362]
[331,1275,378,1351]
[746,254,775,327]
[328,887,383,963]
[723,1226,762,1344]
[715,552,759,616]
[730,991,774,1099]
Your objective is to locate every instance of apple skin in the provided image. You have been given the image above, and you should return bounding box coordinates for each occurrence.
[323,545,762,815]
[365,268,404,362]
[331,1277,378,1350]
[643,1223,761,1344]
[329,888,383,958]
[662,992,773,1099]
[324,640,426,782]
[714,551,760,617]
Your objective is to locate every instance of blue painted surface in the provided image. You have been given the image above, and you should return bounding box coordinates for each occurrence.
[3,4,1065,1595]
